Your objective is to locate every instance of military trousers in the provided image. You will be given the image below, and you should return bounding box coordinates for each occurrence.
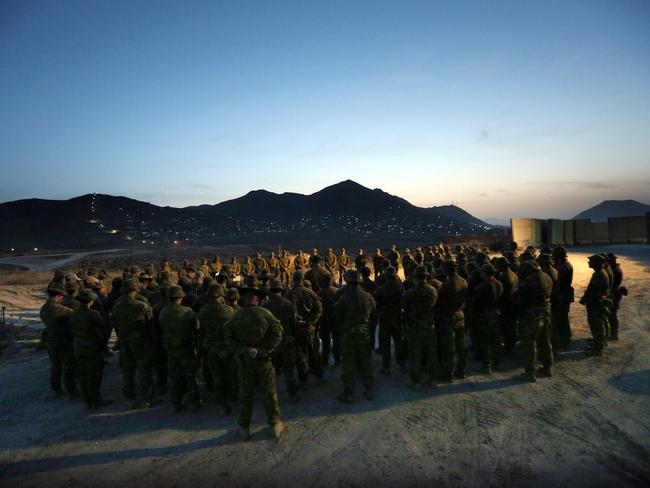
[340,330,374,395]
[609,295,620,338]
[48,340,77,394]
[407,326,438,384]
[438,312,468,379]
[121,334,154,401]
[378,315,405,369]
[294,325,324,381]
[237,356,280,428]
[552,300,572,347]
[167,347,200,407]
[499,303,518,354]
[519,307,553,373]
[207,348,237,406]
[319,321,341,365]
[279,336,300,398]
[586,301,607,351]
[75,344,104,405]
[153,338,168,392]
[478,311,504,369]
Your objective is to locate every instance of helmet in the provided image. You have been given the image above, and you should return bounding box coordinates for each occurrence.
[269,279,284,292]
[78,289,97,303]
[414,265,429,278]
[168,285,185,299]
[345,268,361,284]
[384,266,397,278]
[48,282,67,296]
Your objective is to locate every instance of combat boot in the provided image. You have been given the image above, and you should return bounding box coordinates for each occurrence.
[363,388,375,400]
[514,372,536,383]
[239,426,251,441]
[409,381,422,392]
[537,367,552,378]
[217,404,231,417]
[336,393,353,404]
[273,421,286,440]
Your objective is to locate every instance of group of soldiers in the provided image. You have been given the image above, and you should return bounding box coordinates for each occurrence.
[39,242,626,440]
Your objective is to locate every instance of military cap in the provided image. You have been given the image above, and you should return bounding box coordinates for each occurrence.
[122,278,139,293]
[360,265,372,277]
[344,268,361,284]
[53,269,65,279]
[414,265,429,278]
[258,269,272,280]
[168,285,185,299]
[537,253,551,264]
[495,257,509,268]
[78,289,97,303]
[129,266,140,275]
[442,260,457,271]
[520,250,535,262]
[241,275,263,296]
[139,273,153,282]
[519,260,540,276]
[303,279,312,289]
[269,279,284,292]
[226,288,240,300]
[552,246,567,258]
[588,254,605,265]
[48,282,67,296]
[384,266,397,277]
[481,263,496,275]
[65,281,78,292]
[456,252,467,262]
[208,287,225,299]
[606,252,617,262]
[540,246,552,255]
[292,269,304,283]
[178,276,192,288]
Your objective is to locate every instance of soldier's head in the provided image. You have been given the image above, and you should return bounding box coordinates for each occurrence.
[122,278,139,297]
[328,248,333,254]
[259,269,271,283]
[375,248,381,254]
[216,273,229,286]
[292,270,304,286]
[510,241,518,252]
[168,285,185,303]
[303,279,312,290]
[227,287,239,304]
[47,282,67,301]
[537,253,552,267]
[208,286,225,303]
[358,249,364,255]
[391,244,397,251]
[606,252,617,265]
[322,273,333,287]
[384,266,397,280]
[78,289,97,308]
[53,269,65,281]
[414,265,429,282]
[345,269,361,287]
[519,261,540,279]
[588,254,605,270]
[202,276,214,292]
[360,266,372,279]
[178,276,193,293]
[552,246,567,261]
[65,281,78,296]
[270,279,284,295]
[480,264,496,279]
[312,248,318,255]
[495,257,509,271]
[341,248,346,254]
[442,260,457,276]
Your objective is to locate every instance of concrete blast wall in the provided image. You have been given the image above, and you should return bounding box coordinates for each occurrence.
[564,220,575,246]
[592,222,610,244]
[511,218,543,248]
[548,219,565,246]
[574,219,593,245]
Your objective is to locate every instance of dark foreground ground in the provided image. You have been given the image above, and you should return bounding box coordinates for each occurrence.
[0,246,649,487]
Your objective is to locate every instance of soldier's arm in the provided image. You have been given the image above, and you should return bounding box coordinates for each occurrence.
[224,314,244,355]
[258,315,283,356]
[308,291,323,324]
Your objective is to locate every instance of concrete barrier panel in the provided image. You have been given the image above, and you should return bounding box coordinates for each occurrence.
[592,222,609,244]
[548,219,565,245]
[629,215,647,243]
[608,217,630,244]
[574,219,593,245]
[564,220,575,246]
[511,218,543,248]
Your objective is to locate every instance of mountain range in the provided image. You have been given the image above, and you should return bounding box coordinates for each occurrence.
[573,200,650,222]
[0,180,492,250]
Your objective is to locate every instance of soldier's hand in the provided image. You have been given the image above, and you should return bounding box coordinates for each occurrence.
[247,347,258,359]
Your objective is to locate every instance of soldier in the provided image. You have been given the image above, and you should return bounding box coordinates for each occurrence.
[360,266,379,351]
[552,246,574,348]
[335,269,376,403]
[227,288,241,311]
[242,256,255,277]
[40,283,77,398]
[294,250,306,272]
[198,287,235,415]
[414,246,425,265]
[538,253,559,352]
[224,278,285,440]
[372,249,384,280]
[263,279,301,404]
[515,261,553,381]
[309,248,321,268]
[285,270,326,386]
[337,248,350,285]
[279,250,292,286]
[606,253,625,341]
[69,289,113,409]
[199,258,211,277]
[324,248,338,277]
[62,281,81,310]
[111,278,155,408]
[424,246,435,264]
[388,244,401,273]
[159,285,202,412]
[374,266,405,375]
[402,265,438,390]
[352,249,365,271]
[211,256,222,275]
[436,260,469,382]
[267,252,279,276]
[495,257,519,355]
[580,255,611,356]
[151,280,170,395]
[401,249,415,277]
[253,253,267,274]
[230,257,241,277]
[304,255,332,293]
[318,273,341,367]
[473,264,504,374]
[47,269,65,291]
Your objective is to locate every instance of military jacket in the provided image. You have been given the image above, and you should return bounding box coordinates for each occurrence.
[69,307,106,346]
[375,278,403,319]
[40,299,74,343]
[436,273,468,316]
[224,305,283,357]
[402,283,437,328]
[285,285,323,325]
[159,302,199,349]
[335,286,376,334]
[198,302,234,350]
[112,295,154,338]
[263,295,297,337]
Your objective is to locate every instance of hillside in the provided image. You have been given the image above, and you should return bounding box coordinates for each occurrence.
[573,200,650,222]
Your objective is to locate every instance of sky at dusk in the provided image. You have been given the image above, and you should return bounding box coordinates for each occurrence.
[1,0,649,221]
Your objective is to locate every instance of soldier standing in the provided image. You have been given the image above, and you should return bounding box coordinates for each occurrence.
[159,285,202,412]
[552,246,574,348]
[111,278,155,408]
[317,273,341,367]
[40,283,77,398]
[436,261,469,382]
[263,279,301,404]
[495,257,519,355]
[473,264,504,374]
[324,248,338,277]
[515,261,553,381]
[198,287,235,415]
[580,255,611,356]
[69,289,112,408]
[279,250,292,286]
[388,244,401,273]
[285,271,326,386]
[337,248,350,285]
[372,249,384,280]
[355,249,367,271]
[606,253,624,341]
[335,269,376,403]
[374,266,405,375]
[294,250,306,272]
[402,265,439,390]
[224,279,285,440]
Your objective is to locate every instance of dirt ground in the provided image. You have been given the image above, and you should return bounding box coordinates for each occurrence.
[0,246,649,487]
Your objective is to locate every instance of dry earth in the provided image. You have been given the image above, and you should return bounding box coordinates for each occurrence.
[0,246,649,487]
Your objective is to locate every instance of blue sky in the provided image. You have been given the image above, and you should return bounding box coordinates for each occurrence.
[1,0,649,220]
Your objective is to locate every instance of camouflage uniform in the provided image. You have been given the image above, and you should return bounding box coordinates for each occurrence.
[374,268,405,373]
[112,281,155,403]
[497,259,519,355]
[516,262,553,381]
[318,278,341,366]
[151,283,170,394]
[279,252,292,286]
[263,285,300,401]
[40,291,76,395]
[403,267,439,387]
[607,254,623,341]
[224,300,283,429]
[198,289,236,410]
[69,291,107,407]
[553,248,574,347]
[159,286,202,410]
[580,255,611,354]
[335,270,376,401]
[337,250,350,285]
[285,275,324,383]
[473,265,504,371]
[436,263,469,381]
[294,252,306,272]
[324,249,338,276]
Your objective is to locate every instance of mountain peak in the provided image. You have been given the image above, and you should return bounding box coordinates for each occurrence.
[573,199,650,222]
